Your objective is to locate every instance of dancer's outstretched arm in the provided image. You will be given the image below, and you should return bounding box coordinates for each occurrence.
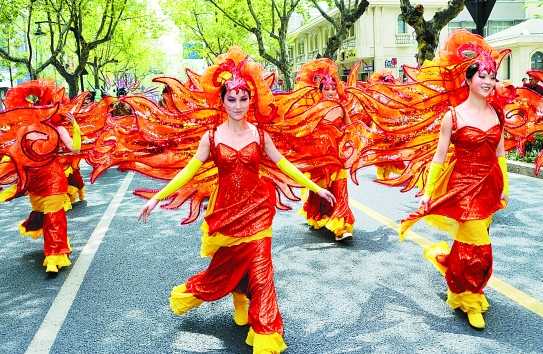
[55,113,81,153]
[139,132,210,223]
[262,131,336,206]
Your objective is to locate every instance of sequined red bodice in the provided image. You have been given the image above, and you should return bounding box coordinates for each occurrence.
[27,157,68,196]
[431,108,504,221]
[213,142,262,206]
[451,124,502,175]
[204,129,276,237]
[403,107,505,224]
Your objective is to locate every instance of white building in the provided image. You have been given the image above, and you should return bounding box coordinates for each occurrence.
[288,0,529,81]
[486,19,543,85]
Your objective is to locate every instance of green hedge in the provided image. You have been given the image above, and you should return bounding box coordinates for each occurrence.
[507,134,543,163]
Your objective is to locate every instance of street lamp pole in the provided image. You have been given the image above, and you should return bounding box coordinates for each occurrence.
[34,22,46,78]
[465,0,497,36]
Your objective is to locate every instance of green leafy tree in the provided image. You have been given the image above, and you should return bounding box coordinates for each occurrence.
[85,5,166,93]
[310,0,370,59]
[164,0,256,62]
[0,0,71,80]
[400,0,465,66]
[178,0,302,90]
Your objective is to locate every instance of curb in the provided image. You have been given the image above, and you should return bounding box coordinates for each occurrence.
[507,159,543,179]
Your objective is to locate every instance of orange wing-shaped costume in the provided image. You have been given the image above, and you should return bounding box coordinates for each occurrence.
[0,81,94,199]
[87,47,301,225]
[343,30,543,193]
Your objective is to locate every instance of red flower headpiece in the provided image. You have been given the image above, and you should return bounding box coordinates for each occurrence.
[455,43,497,74]
[3,80,67,110]
[439,30,508,73]
[295,58,346,99]
[200,47,275,123]
[369,69,397,84]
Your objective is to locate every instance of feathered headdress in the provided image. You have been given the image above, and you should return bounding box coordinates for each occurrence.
[368,69,397,84]
[199,46,275,123]
[3,80,67,110]
[295,58,346,99]
[439,29,508,74]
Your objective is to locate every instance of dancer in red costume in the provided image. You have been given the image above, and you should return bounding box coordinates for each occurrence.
[128,48,335,354]
[339,30,543,329]
[293,59,356,241]
[404,60,506,329]
[0,80,83,272]
[383,31,510,329]
[362,70,407,180]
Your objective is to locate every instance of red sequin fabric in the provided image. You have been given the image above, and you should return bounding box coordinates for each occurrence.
[26,158,68,196]
[205,129,276,237]
[403,107,504,224]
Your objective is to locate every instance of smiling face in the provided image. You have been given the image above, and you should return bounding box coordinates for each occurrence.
[222,89,250,121]
[468,70,496,98]
[321,83,339,100]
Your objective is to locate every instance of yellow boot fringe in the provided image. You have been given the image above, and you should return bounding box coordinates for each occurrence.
[19,223,43,239]
[67,186,86,203]
[0,185,17,202]
[169,284,204,315]
[446,290,489,314]
[246,327,287,354]
[78,187,86,202]
[423,241,450,276]
[43,254,71,273]
[232,292,249,326]
[300,210,353,236]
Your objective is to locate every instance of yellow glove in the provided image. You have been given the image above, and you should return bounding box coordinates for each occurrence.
[152,158,203,201]
[277,157,322,194]
[423,162,443,198]
[0,185,17,203]
[72,120,82,152]
[498,156,509,196]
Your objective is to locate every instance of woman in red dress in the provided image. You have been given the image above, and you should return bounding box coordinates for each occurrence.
[1,81,82,272]
[294,59,356,241]
[400,54,508,329]
[138,49,335,354]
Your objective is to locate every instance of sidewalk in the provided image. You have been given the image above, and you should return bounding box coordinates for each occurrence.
[507,159,543,179]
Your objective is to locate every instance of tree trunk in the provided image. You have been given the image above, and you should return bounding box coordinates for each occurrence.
[27,63,37,80]
[94,67,100,90]
[66,76,79,98]
[414,26,440,65]
[400,0,465,66]
[323,34,344,60]
[280,63,293,90]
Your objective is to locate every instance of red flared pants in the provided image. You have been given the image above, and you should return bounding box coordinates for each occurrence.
[185,237,283,336]
[438,241,493,294]
[21,209,71,256]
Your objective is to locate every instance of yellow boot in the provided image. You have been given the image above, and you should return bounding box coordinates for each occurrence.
[467,311,485,329]
[232,292,249,326]
[43,254,72,273]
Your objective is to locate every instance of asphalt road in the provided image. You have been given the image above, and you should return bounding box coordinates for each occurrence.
[1,164,542,354]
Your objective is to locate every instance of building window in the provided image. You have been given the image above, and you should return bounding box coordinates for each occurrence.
[503,55,511,80]
[448,21,475,34]
[532,51,543,70]
[487,20,514,36]
[397,15,407,34]
[297,41,304,56]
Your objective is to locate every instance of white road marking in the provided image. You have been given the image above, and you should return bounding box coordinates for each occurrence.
[25,172,134,354]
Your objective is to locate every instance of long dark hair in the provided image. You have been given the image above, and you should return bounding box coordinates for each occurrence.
[466,63,480,81]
